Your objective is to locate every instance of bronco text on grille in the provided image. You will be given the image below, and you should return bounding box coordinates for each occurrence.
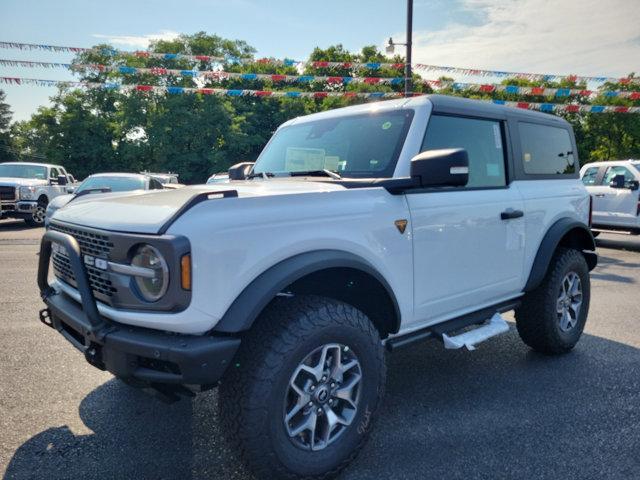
[49,223,116,299]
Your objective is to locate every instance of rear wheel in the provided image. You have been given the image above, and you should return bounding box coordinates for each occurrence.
[515,248,590,354]
[219,295,385,479]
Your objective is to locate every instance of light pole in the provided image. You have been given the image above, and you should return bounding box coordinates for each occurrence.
[386,0,413,96]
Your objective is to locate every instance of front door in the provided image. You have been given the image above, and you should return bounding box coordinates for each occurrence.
[599,165,640,227]
[407,114,525,326]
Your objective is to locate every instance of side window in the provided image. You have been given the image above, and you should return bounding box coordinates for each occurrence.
[519,123,576,175]
[581,166,600,185]
[421,115,506,188]
[602,166,636,186]
[49,168,60,180]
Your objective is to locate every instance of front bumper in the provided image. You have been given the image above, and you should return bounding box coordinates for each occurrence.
[37,230,240,386]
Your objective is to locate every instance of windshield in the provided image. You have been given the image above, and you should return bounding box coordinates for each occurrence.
[0,163,47,179]
[77,176,145,193]
[253,110,414,178]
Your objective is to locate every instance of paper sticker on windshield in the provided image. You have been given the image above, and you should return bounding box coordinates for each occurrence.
[493,124,502,149]
[382,121,392,130]
[285,147,326,171]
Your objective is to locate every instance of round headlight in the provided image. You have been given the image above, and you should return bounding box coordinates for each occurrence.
[131,245,169,302]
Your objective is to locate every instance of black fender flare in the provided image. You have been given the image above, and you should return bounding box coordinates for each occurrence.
[524,218,597,292]
[213,249,401,334]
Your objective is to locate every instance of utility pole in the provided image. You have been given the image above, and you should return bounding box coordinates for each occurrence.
[386,0,414,97]
[405,0,413,97]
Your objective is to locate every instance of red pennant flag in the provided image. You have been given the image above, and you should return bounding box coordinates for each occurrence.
[364,77,380,84]
[531,87,545,95]
[255,91,272,97]
[517,102,530,109]
[313,92,328,98]
[614,106,629,113]
[341,62,353,68]
[327,77,343,84]
[578,90,592,96]
[195,55,210,62]
[198,88,215,95]
[313,61,329,68]
[629,92,640,100]
[480,84,495,92]
[136,85,153,92]
[565,105,580,112]
[343,92,357,98]
[134,51,150,58]
[271,75,286,82]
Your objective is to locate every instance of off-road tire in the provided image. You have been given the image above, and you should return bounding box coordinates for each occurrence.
[24,199,47,227]
[219,295,386,479]
[515,248,590,354]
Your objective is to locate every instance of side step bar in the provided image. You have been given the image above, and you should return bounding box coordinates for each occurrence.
[386,300,519,352]
[442,313,509,351]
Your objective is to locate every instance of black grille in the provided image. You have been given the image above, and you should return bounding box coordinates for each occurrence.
[0,186,16,201]
[52,251,117,297]
[49,223,114,258]
[49,223,116,298]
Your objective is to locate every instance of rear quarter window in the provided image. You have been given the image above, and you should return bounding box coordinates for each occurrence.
[519,123,576,175]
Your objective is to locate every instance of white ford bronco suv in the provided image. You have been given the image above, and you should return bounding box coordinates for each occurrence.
[37,95,597,479]
[0,162,76,227]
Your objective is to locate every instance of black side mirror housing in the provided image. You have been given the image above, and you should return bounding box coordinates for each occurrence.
[628,180,640,191]
[57,175,68,186]
[228,162,255,180]
[609,174,626,189]
[410,148,469,188]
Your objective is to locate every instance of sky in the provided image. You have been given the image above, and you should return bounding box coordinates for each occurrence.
[0,0,639,122]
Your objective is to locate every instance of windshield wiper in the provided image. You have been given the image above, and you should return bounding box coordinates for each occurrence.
[247,171,275,179]
[75,187,112,197]
[289,169,342,179]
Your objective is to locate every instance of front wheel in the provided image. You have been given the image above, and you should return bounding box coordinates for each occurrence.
[515,248,590,354]
[219,295,386,479]
[24,201,47,227]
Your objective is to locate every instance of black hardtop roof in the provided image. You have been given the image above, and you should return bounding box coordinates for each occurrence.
[426,94,571,127]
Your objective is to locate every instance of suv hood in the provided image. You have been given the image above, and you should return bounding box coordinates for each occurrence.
[0,177,48,187]
[51,180,348,234]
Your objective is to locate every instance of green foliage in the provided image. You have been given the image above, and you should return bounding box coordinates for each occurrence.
[5,34,640,179]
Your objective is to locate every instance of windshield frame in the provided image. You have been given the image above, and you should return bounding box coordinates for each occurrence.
[252,109,415,179]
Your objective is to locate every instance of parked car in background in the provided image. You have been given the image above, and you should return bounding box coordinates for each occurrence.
[141,171,184,189]
[0,162,76,227]
[580,160,640,235]
[206,172,230,184]
[45,173,165,226]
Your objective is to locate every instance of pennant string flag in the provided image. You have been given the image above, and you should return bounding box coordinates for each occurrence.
[0,41,404,70]
[2,59,639,99]
[0,76,638,113]
[413,63,639,85]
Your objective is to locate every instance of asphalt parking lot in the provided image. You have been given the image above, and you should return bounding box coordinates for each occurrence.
[0,218,638,480]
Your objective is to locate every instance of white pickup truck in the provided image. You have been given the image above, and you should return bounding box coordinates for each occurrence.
[0,162,76,227]
[37,95,596,479]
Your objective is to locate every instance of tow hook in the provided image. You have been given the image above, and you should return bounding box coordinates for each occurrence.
[39,308,54,329]
[84,344,106,371]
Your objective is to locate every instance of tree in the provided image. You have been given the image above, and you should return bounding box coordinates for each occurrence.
[0,89,14,161]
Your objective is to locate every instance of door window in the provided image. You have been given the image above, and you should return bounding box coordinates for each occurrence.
[602,166,636,187]
[519,123,576,175]
[421,115,506,188]
[49,168,60,180]
[581,166,600,185]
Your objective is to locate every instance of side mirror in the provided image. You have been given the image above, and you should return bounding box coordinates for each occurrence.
[228,162,255,180]
[410,148,469,188]
[57,175,68,186]
[66,186,76,194]
[628,180,640,191]
[609,174,626,189]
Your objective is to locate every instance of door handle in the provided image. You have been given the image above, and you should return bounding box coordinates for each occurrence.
[501,209,524,220]
[594,193,605,198]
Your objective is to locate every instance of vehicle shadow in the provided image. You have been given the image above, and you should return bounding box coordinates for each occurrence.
[589,254,639,284]
[4,329,640,480]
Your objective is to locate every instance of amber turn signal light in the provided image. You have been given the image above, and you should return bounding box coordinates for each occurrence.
[181,254,191,290]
